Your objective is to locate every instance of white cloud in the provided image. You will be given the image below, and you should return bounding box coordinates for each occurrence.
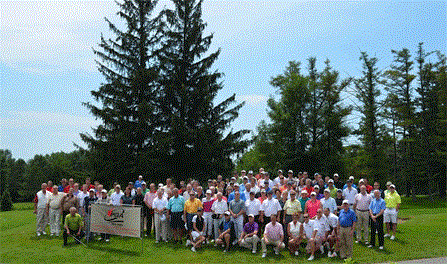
[236,94,268,106]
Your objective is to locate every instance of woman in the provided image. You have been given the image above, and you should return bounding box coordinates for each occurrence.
[120,187,134,205]
[288,213,302,256]
[304,192,322,218]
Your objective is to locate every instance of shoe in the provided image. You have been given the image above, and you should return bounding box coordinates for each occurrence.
[379,246,384,250]
[42,231,47,235]
[365,241,369,245]
[367,245,373,248]
[50,233,54,237]
[105,239,110,242]
[232,240,237,246]
[186,239,191,246]
[191,247,196,252]
[331,252,337,258]
[390,235,395,240]
[320,245,324,254]
[384,233,390,238]
[210,239,215,243]
[37,232,41,237]
[295,251,299,256]
[262,253,266,258]
[252,250,256,254]
[274,249,279,255]
[206,240,210,244]
[155,240,159,243]
[307,255,314,261]
[223,249,227,253]
[97,237,102,241]
[355,240,359,244]
[328,251,332,257]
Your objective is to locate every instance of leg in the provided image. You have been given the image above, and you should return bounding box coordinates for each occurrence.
[224,233,230,250]
[346,230,354,258]
[261,237,267,253]
[63,229,68,246]
[377,216,384,247]
[154,213,160,241]
[370,218,376,246]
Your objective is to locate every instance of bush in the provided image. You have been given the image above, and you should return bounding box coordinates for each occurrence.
[0,189,14,211]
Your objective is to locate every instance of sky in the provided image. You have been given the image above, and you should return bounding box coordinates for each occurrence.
[0,0,446,161]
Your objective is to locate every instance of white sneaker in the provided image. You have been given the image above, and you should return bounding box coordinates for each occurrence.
[384,233,390,238]
[390,235,395,240]
[206,240,210,244]
[232,240,238,246]
[191,247,196,252]
[155,240,159,243]
[355,240,359,244]
[42,231,47,235]
[210,239,215,243]
[50,233,54,237]
[328,251,332,257]
[367,245,373,248]
[186,239,191,246]
[331,252,337,257]
[365,241,369,245]
[307,255,314,261]
[295,251,299,256]
[274,249,279,255]
[379,246,384,250]
[36,232,41,237]
[320,245,324,254]
[262,253,266,258]
[105,239,110,242]
[252,250,256,254]
[223,249,227,253]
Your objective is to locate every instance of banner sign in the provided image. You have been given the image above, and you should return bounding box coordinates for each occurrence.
[90,203,142,238]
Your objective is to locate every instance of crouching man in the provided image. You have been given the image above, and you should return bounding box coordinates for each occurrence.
[63,207,84,246]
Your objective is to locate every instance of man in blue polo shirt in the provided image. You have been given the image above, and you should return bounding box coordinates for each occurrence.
[167,188,185,243]
[338,200,356,259]
[368,190,386,249]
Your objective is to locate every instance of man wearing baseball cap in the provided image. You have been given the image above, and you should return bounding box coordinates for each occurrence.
[238,214,260,254]
[338,200,357,259]
[384,184,401,240]
[201,189,215,243]
[216,211,236,252]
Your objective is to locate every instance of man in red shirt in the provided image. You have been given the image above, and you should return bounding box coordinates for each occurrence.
[64,178,75,193]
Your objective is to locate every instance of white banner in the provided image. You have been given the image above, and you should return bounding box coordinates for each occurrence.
[90,203,142,238]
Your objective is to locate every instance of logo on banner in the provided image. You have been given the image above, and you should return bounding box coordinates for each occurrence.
[104,208,125,225]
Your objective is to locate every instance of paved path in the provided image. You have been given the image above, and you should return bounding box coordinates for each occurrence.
[379,257,447,264]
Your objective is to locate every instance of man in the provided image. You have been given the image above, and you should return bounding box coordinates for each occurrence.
[143,183,157,237]
[303,210,325,261]
[312,209,330,258]
[46,185,64,236]
[85,178,95,191]
[153,189,168,243]
[384,184,401,240]
[259,190,282,234]
[63,178,75,193]
[245,190,261,224]
[228,184,246,203]
[369,190,386,249]
[261,214,285,258]
[282,190,301,231]
[63,207,84,246]
[313,185,324,200]
[238,214,260,254]
[305,192,322,218]
[338,200,357,259]
[327,179,338,198]
[201,189,215,243]
[127,182,136,196]
[135,175,144,189]
[184,191,202,244]
[216,211,236,252]
[77,184,89,216]
[370,181,384,199]
[83,188,98,241]
[59,179,67,192]
[96,189,111,242]
[298,190,310,220]
[323,207,339,257]
[110,185,124,206]
[333,174,344,190]
[46,181,54,192]
[354,185,372,244]
[342,179,358,207]
[321,188,337,213]
[229,191,246,241]
[343,176,357,190]
[167,188,185,243]
[211,192,228,243]
[61,188,80,226]
[189,208,206,252]
[34,183,49,236]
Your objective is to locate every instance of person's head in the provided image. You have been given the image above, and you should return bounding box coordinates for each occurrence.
[224,211,231,220]
[172,188,179,197]
[374,189,381,199]
[85,177,91,185]
[288,170,293,178]
[41,183,47,191]
[142,182,147,189]
[52,186,58,195]
[115,185,121,193]
[234,183,240,191]
[342,200,349,210]
[157,189,163,198]
[138,175,143,181]
[314,185,320,193]
[324,189,330,198]
[234,191,240,201]
[328,179,334,187]
[261,189,266,197]
[97,184,103,191]
[305,178,311,186]
[316,208,323,218]
[267,190,273,199]
[186,184,192,191]
[301,190,308,198]
[149,183,156,191]
[61,178,67,186]
[270,214,277,224]
[333,173,339,181]
[128,182,134,189]
[47,180,53,187]
[248,214,255,223]
[290,190,296,200]
[73,183,79,191]
[390,184,396,193]
[82,184,88,192]
[386,181,392,190]
[281,190,288,200]
[292,212,299,222]
[360,185,367,194]
[101,189,108,198]
[89,189,95,197]
[346,179,353,187]
[137,187,142,194]
[249,191,255,200]
[274,189,281,198]
[373,181,380,190]
[323,207,331,217]
[310,191,317,200]
[303,213,309,223]
[217,192,223,201]
[189,191,196,200]
[125,187,132,196]
[69,206,77,216]
[68,178,74,186]
[206,189,212,198]
[68,187,74,196]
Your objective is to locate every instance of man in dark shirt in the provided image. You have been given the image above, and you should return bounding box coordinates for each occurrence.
[216,211,236,252]
[238,214,260,253]
[83,189,98,241]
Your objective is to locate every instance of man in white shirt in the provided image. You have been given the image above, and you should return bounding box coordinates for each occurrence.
[211,192,228,242]
[245,191,261,223]
[314,209,330,254]
[321,189,337,213]
[259,191,282,232]
[77,184,89,216]
[300,213,322,261]
[342,180,358,207]
[354,185,372,244]
[110,185,124,206]
[46,186,65,236]
[323,207,339,257]
[152,189,168,242]
[34,183,49,236]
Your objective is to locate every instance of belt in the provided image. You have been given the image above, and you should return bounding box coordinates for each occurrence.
[357,209,369,212]
[386,207,396,209]
[340,226,352,228]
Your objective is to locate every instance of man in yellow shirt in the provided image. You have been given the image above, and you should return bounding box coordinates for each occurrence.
[384,185,401,240]
[184,191,203,245]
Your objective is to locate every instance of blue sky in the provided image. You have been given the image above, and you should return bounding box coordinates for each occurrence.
[1,0,445,161]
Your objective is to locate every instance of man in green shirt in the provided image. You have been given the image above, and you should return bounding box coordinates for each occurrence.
[63,207,84,246]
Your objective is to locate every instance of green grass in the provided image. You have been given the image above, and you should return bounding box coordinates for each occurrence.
[1,197,446,264]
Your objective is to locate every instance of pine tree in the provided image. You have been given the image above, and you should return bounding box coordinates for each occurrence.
[158,0,249,182]
[80,0,163,185]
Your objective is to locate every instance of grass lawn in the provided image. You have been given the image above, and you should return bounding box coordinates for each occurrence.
[1,197,445,263]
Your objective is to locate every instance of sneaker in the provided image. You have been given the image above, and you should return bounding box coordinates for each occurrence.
[320,245,324,254]
[331,252,337,258]
[155,240,159,243]
[328,251,332,257]
[206,240,210,244]
[36,232,41,237]
[262,253,266,258]
[379,246,384,250]
[97,237,102,241]
[390,235,395,240]
[367,245,373,248]
[274,249,279,255]
[223,249,227,253]
[105,239,110,242]
[295,251,299,256]
[186,239,191,246]
[384,233,390,238]
[191,247,196,252]
[232,240,238,246]
[355,240,359,244]
[252,250,256,254]
[307,255,314,261]
[210,239,215,243]
[42,231,47,235]
[50,233,54,237]
[365,241,369,245]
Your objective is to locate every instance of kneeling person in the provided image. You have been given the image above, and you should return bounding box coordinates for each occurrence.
[63,207,84,246]
[238,214,260,254]
[189,208,206,252]
[216,211,236,252]
[261,214,285,258]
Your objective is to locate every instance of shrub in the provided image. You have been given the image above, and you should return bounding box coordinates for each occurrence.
[0,189,14,211]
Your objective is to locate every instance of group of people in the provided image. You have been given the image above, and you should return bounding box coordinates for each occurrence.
[33,169,401,260]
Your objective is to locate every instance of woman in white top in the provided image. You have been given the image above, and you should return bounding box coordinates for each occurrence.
[288,213,303,256]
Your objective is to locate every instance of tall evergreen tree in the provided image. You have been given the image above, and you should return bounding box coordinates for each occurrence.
[80,0,163,185]
[158,0,249,182]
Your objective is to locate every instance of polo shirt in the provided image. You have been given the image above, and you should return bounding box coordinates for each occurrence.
[342,187,358,204]
[77,192,89,208]
[338,208,357,227]
[305,199,321,218]
[228,191,246,203]
[65,213,83,230]
[243,221,259,234]
[314,216,329,237]
[283,199,302,215]
[229,199,246,214]
[298,197,309,212]
[260,198,282,217]
[264,222,283,241]
[385,192,401,208]
[152,196,168,211]
[184,198,202,214]
[369,197,386,215]
[321,197,337,213]
[47,192,65,210]
[326,213,339,228]
[168,196,185,213]
[328,187,338,198]
[211,199,228,214]
[110,191,124,206]
[245,198,261,216]
[354,193,372,211]
[201,197,214,213]
[303,220,316,239]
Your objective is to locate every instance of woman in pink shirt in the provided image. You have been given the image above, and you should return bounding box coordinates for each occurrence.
[305,192,322,218]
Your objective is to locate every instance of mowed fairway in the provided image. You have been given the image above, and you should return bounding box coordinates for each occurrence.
[1,197,446,264]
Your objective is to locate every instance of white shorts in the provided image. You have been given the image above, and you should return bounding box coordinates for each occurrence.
[192,231,203,241]
[384,208,398,223]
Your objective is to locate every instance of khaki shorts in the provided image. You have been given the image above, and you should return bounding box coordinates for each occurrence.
[384,208,397,223]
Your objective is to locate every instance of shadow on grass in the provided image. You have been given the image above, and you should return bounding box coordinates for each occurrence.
[88,244,141,256]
